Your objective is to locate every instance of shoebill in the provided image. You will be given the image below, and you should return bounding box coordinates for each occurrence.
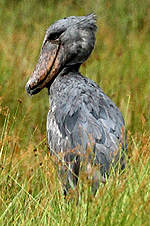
[25,14,127,194]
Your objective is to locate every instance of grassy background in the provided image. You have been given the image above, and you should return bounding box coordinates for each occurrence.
[0,0,150,225]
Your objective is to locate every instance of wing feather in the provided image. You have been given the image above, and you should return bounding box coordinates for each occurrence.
[47,74,127,175]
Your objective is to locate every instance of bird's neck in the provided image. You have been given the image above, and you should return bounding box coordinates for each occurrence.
[59,64,81,76]
[46,64,81,91]
[47,66,82,97]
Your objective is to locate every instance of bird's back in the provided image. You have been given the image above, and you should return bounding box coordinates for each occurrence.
[47,71,127,191]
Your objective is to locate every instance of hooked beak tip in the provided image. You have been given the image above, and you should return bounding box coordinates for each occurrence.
[25,83,33,97]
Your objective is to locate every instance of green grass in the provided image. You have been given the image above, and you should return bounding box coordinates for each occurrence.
[0,0,150,225]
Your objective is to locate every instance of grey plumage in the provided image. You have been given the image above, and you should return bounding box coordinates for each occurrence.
[26,14,127,193]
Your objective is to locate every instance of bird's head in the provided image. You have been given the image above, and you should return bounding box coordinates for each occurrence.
[25,14,97,96]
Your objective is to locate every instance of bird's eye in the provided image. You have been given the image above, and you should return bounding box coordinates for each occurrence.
[48,31,63,41]
[51,33,59,40]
